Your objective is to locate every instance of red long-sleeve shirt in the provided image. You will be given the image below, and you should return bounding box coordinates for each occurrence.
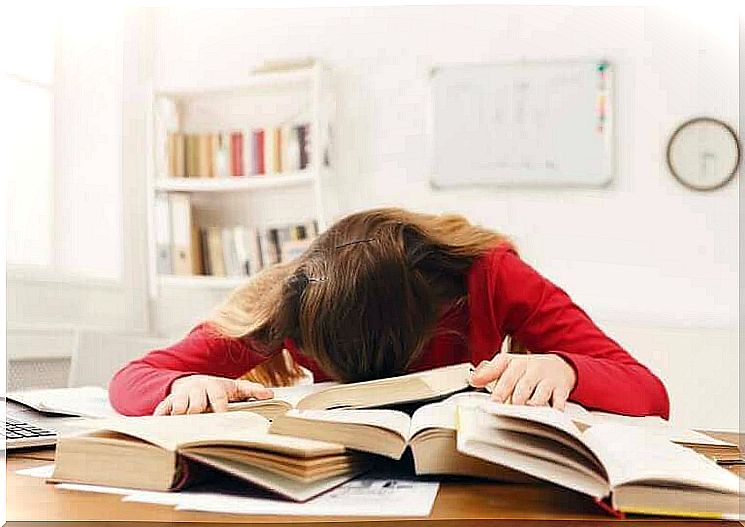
[109,246,670,418]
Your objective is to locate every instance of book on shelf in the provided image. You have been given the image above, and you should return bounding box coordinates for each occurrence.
[164,125,311,179]
[454,401,744,519]
[206,227,226,277]
[154,194,172,274]
[168,194,202,276]
[50,412,367,502]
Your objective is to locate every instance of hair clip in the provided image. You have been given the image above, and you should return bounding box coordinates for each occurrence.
[307,277,327,283]
[334,238,375,249]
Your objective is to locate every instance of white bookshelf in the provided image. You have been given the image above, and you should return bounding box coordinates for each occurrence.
[146,63,337,298]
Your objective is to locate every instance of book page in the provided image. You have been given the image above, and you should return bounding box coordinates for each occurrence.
[78,412,271,450]
[582,424,742,494]
[283,409,412,439]
[410,392,490,436]
[483,402,584,442]
[229,382,337,411]
[566,405,736,447]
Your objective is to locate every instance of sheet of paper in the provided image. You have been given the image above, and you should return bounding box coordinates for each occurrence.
[7,386,119,418]
[16,464,55,478]
[55,483,139,495]
[174,478,441,516]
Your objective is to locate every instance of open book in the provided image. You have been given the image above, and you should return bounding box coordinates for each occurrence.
[229,363,475,420]
[50,412,367,501]
[6,386,119,418]
[456,402,744,519]
[269,393,532,483]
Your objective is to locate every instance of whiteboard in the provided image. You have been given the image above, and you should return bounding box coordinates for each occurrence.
[430,61,613,188]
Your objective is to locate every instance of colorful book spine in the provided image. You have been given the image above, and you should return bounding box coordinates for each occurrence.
[230,132,244,177]
[297,124,310,170]
[264,128,275,175]
[253,129,265,175]
[273,127,282,174]
[197,134,212,177]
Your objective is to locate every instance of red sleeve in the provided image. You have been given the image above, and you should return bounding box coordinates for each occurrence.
[489,249,670,419]
[108,323,265,416]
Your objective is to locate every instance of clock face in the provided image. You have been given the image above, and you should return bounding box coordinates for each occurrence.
[666,118,740,191]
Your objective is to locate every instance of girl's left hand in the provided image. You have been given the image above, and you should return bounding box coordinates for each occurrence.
[469,353,577,410]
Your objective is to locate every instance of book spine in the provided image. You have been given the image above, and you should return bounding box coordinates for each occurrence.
[199,227,211,276]
[167,132,177,177]
[242,129,253,178]
[233,226,249,275]
[209,134,220,178]
[230,132,244,177]
[168,194,194,275]
[253,129,265,175]
[297,125,309,170]
[208,227,226,277]
[154,194,172,274]
[263,128,274,175]
[197,134,211,177]
[174,133,186,177]
[273,127,282,174]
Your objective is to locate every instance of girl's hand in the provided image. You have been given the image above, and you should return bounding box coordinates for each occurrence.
[153,375,273,416]
[469,353,576,410]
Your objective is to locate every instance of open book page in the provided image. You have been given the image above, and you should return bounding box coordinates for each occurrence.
[456,405,609,498]
[483,402,584,442]
[76,412,271,450]
[416,363,473,393]
[582,424,743,494]
[229,382,338,412]
[566,405,735,447]
[410,392,489,437]
[282,409,412,440]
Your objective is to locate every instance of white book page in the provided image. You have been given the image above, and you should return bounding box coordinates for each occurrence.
[271,382,338,407]
[566,405,735,447]
[483,402,584,442]
[410,392,490,436]
[284,409,412,440]
[76,412,271,450]
[582,424,742,494]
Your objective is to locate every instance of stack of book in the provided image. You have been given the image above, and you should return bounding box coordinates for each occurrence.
[49,364,745,517]
[155,193,317,278]
[166,125,311,178]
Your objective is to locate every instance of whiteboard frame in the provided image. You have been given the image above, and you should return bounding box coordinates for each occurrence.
[427,59,616,190]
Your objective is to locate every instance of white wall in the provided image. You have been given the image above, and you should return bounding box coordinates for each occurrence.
[152,6,739,429]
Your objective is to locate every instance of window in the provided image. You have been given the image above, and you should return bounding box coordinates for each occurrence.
[4,11,57,267]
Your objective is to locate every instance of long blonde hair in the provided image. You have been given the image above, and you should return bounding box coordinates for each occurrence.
[209,208,514,381]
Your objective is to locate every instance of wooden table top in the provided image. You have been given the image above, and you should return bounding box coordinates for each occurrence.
[6,432,744,526]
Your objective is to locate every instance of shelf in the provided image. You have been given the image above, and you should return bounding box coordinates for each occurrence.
[157,274,249,290]
[154,172,315,193]
[156,68,316,99]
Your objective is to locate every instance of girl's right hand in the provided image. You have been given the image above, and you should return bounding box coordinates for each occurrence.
[153,375,274,416]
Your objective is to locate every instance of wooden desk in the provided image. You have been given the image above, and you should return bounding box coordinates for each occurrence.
[7,432,744,526]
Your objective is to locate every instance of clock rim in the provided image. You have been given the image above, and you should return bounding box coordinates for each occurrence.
[665,116,741,191]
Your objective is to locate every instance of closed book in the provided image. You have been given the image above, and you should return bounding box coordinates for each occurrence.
[207,227,226,277]
[197,134,212,177]
[199,227,211,276]
[222,227,240,277]
[244,227,262,275]
[253,129,265,175]
[259,228,280,267]
[191,222,203,275]
[230,132,244,177]
[168,194,195,276]
[215,133,231,178]
[305,219,319,238]
[173,133,186,177]
[273,127,282,173]
[263,127,275,175]
[297,124,310,170]
[209,134,220,178]
[233,226,249,275]
[154,195,172,274]
[242,129,253,177]
[284,125,300,172]
[167,133,177,177]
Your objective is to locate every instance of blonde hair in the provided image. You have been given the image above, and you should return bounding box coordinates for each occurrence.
[209,207,514,381]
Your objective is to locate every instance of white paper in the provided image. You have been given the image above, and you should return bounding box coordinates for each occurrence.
[7,386,119,418]
[174,478,440,516]
[55,483,139,495]
[16,464,55,478]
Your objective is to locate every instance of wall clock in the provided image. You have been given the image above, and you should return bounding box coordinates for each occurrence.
[666,117,740,191]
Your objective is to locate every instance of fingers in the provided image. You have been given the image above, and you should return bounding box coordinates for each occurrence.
[153,396,173,416]
[491,359,526,403]
[186,387,208,414]
[527,381,554,406]
[470,354,511,388]
[170,391,189,415]
[233,380,274,401]
[511,373,540,405]
[206,384,229,413]
[552,386,571,411]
